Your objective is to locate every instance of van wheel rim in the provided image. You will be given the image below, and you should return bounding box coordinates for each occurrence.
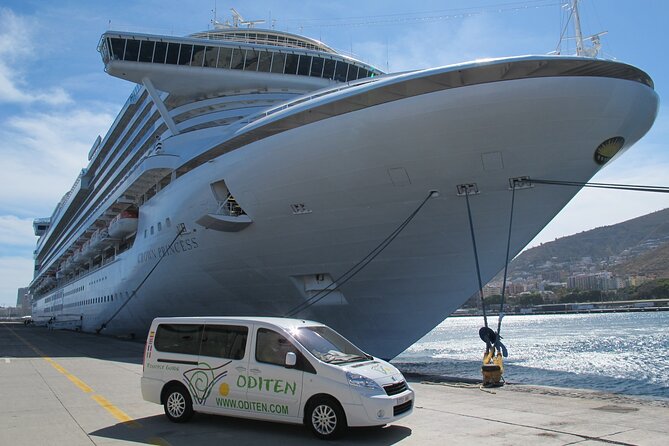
[312,404,337,435]
[167,392,185,417]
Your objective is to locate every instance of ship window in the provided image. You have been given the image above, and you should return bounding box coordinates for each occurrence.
[258,51,272,72]
[155,324,203,355]
[124,39,140,62]
[158,222,162,231]
[200,325,248,360]
[284,54,299,75]
[203,46,218,67]
[334,61,348,82]
[139,40,155,63]
[151,226,154,235]
[178,44,193,65]
[270,53,285,73]
[323,59,336,79]
[154,41,167,63]
[217,47,232,69]
[297,55,311,76]
[144,229,147,238]
[358,68,369,79]
[166,217,171,227]
[310,57,324,77]
[166,43,179,64]
[347,65,359,82]
[110,38,125,60]
[244,49,259,71]
[230,48,245,70]
[191,45,206,66]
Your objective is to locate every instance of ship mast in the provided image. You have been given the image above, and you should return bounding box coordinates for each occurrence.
[569,0,605,58]
[572,0,585,56]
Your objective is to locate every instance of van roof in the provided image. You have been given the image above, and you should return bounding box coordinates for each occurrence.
[150,316,324,330]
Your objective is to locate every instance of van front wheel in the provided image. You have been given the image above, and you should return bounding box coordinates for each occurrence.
[164,386,193,423]
[307,397,346,440]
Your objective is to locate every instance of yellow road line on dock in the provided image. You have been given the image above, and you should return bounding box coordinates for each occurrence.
[43,357,94,393]
[5,325,141,428]
[91,394,140,428]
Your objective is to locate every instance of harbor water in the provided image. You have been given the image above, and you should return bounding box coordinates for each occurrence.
[393,312,669,400]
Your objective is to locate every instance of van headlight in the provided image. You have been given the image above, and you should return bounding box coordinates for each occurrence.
[346,372,382,391]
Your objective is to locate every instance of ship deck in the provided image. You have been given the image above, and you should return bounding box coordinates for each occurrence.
[1,321,666,445]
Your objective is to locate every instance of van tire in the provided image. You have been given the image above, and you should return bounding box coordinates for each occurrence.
[306,396,347,440]
[163,385,193,423]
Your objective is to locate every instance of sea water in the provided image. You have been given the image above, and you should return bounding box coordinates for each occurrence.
[393,312,669,399]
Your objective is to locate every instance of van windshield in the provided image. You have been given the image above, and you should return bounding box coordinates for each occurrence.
[292,326,371,365]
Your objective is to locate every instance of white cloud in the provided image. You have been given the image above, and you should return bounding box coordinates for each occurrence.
[0,215,35,248]
[353,13,545,73]
[0,256,33,307]
[0,8,72,105]
[0,108,115,215]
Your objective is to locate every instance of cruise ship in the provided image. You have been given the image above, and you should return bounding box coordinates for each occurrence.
[28,10,658,359]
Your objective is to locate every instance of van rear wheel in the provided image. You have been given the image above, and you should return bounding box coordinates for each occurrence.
[163,385,193,423]
[307,396,346,440]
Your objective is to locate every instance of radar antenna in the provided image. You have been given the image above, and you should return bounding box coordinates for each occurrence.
[230,8,265,28]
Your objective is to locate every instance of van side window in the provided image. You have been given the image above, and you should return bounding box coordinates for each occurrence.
[154,324,203,355]
[256,328,297,366]
[201,325,248,360]
[255,328,317,374]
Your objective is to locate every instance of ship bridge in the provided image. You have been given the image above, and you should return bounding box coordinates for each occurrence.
[98,28,383,97]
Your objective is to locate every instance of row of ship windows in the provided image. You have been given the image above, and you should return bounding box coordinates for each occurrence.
[64,285,84,297]
[144,217,171,238]
[89,276,108,286]
[105,37,376,83]
[196,31,327,52]
[63,294,115,309]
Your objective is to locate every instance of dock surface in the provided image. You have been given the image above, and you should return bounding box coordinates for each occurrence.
[1,321,667,445]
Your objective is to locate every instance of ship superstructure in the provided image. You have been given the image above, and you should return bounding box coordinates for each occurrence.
[29,12,658,359]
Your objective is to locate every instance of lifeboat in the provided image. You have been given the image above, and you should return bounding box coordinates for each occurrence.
[72,248,83,264]
[108,210,138,239]
[80,240,92,259]
[88,229,104,252]
[63,257,75,272]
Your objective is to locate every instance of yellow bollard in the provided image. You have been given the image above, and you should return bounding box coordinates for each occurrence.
[481,350,504,387]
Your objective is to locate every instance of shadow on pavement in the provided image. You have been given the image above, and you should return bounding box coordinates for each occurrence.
[90,413,412,445]
[0,322,143,364]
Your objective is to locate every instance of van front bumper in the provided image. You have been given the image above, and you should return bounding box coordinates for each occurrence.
[344,388,414,427]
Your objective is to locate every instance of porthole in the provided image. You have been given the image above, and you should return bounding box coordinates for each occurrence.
[594,136,625,165]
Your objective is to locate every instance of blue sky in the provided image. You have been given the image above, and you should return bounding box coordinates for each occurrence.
[1,0,667,307]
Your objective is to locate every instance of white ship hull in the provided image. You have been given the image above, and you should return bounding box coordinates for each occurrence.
[33,68,658,358]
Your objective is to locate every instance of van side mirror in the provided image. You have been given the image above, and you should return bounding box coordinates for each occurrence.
[285,352,297,368]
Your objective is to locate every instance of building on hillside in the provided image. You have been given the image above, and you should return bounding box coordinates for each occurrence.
[567,272,623,291]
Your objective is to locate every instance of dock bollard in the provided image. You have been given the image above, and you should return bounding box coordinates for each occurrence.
[481,350,504,387]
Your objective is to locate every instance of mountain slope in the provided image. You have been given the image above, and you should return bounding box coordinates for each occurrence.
[510,208,669,273]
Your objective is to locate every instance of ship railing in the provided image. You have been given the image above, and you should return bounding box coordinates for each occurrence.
[37,169,89,250]
[195,32,320,51]
[243,76,380,125]
[36,116,160,277]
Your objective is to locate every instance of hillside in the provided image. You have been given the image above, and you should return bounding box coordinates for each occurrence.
[612,241,669,278]
[509,208,669,274]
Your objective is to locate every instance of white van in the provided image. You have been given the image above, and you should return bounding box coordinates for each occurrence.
[141,317,414,439]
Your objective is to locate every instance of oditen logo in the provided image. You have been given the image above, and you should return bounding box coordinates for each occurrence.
[183,361,231,404]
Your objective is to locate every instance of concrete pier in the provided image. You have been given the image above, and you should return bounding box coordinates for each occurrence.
[1,322,667,445]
